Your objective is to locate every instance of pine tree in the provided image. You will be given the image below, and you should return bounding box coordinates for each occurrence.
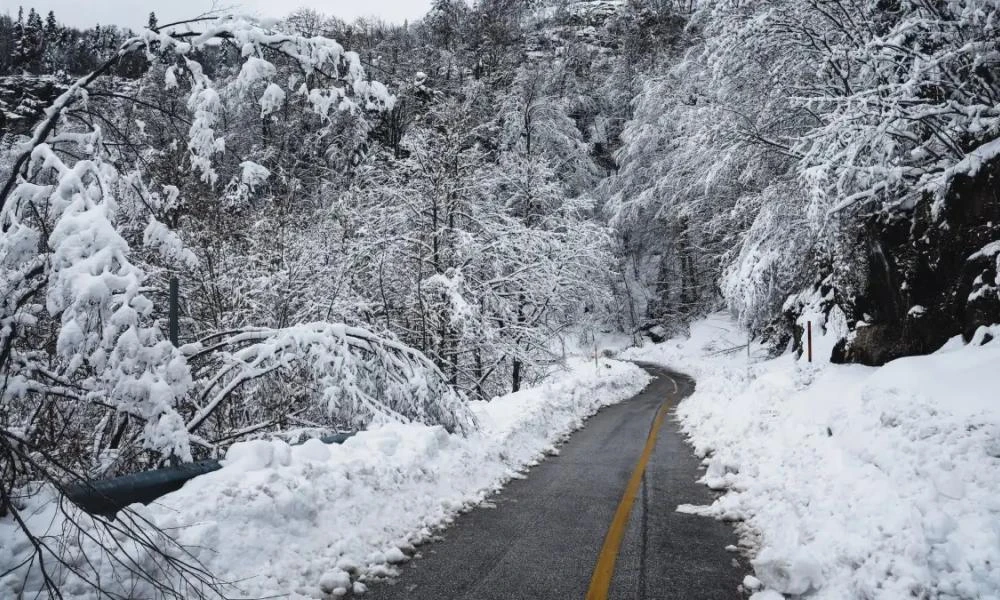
[0,14,14,76]
[26,8,40,29]
[45,10,57,35]
[148,11,158,30]
[41,10,60,72]
[13,6,28,71]
[21,8,44,72]
[428,0,463,51]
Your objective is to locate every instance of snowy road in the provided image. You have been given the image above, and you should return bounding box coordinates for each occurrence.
[367,364,745,600]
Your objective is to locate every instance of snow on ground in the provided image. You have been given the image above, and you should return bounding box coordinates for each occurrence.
[621,313,1000,600]
[1,357,649,599]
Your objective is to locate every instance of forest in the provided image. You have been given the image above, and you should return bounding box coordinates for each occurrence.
[1,0,998,596]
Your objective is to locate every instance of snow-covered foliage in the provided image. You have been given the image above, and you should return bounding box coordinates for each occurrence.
[0,16,509,598]
[3,135,194,461]
[337,90,616,398]
[0,14,418,473]
[623,313,1000,600]
[969,241,1000,303]
[605,0,1000,342]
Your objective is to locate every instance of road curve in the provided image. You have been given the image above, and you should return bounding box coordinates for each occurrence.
[366,363,746,600]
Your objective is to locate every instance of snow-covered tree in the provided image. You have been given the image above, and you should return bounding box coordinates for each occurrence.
[336,84,614,396]
[0,16,476,595]
[606,0,1000,349]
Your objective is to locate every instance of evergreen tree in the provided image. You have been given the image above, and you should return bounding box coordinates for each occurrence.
[19,8,44,72]
[45,10,57,35]
[148,11,158,30]
[427,0,464,51]
[12,7,29,71]
[0,15,13,75]
[26,8,41,30]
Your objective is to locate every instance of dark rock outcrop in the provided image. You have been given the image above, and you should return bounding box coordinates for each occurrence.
[834,158,1000,365]
[1,75,69,137]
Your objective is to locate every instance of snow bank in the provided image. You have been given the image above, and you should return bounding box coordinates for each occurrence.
[622,314,1000,599]
[1,357,649,598]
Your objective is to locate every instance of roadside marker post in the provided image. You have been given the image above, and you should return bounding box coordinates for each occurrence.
[168,276,180,347]
[807,321,813,363]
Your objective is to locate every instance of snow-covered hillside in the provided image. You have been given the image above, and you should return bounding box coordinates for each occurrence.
[623,315,1000,599]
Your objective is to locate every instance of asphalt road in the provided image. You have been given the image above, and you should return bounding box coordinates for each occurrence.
[366,363,746,600]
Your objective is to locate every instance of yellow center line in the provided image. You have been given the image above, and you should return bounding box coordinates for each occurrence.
[586,379,675,600]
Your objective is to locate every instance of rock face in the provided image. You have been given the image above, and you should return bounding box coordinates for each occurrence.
[829,159,1000,365]
[0,75,68,136]
[565,1,626,27]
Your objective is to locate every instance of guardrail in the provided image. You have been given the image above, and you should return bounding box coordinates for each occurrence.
[66,432,355,518]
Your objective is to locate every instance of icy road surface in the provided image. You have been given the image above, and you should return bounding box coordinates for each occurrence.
[367,365,745,600]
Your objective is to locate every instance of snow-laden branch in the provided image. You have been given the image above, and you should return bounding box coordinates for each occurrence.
[0,13,411,478]
[182,323,475,435]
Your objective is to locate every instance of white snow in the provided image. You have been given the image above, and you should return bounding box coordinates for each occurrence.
[939,137,1000,189]
[743,574,763,591]
[622,313,1000,599]
[143,217,199,269]
[239,160,270,189]
[258,82,286,116]
[1,357,649,598]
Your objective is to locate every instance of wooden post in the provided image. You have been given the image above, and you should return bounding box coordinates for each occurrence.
[807,320,813,363]
[168,276,179,347]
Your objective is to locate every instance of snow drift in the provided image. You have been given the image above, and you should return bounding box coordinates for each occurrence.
[0,357,650,598]
[623,314,1000,599]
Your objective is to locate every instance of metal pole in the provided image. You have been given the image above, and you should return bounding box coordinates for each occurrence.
[747,336,751,380]
[807,320,813,363]
[168,276,179,347]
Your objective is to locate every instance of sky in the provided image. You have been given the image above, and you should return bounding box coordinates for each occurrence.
[6,1,433,29]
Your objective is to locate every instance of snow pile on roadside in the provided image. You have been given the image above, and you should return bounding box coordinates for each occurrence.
[1,357,649,599]
[621,314,1000,600]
